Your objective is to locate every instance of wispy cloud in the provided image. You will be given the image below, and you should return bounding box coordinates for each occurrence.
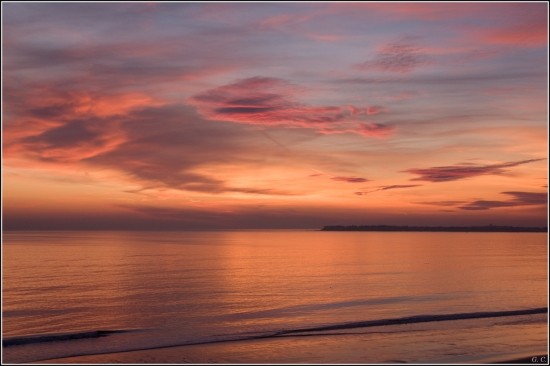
[331,176,369,183]
[405,159,544,182]
[191,76,345,126]
[356,41,428,73]
[309,169,370,184]
[355,123,395,138]
[7,99,301,195]
[460,191,547,211]
[355,184,421,195]
[190,76,393,138]
[417,200,467,207]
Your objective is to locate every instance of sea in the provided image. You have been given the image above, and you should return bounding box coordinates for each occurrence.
[2,230,548,363]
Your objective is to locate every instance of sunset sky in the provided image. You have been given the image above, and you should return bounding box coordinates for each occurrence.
[3,2,548,230]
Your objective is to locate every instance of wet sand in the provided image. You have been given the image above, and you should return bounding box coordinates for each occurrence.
[36,314,547,364]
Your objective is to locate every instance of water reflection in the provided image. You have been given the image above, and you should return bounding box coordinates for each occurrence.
[3,231,547,344]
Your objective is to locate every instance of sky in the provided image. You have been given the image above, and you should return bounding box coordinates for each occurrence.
[2,2,548,230]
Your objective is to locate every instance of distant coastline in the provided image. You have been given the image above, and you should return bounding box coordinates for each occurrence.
[321,225,548,232]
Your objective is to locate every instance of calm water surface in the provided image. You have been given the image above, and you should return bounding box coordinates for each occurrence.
[2,230,548,362]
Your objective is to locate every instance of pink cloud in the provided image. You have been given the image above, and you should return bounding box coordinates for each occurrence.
[355,123,395,138]
[456,3,547,48]
[347,105,387,116]
[366,106,386,115]
[318,123,395,138]
[477,24,547,47]
[3,85,165,163]
[190,76,394,138]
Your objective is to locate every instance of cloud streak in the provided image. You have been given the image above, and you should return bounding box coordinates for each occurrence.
[331,176,369,183]
[417,200,467,207]
[357,42,428,73]
[405,159,544,182]
[190,76,394,138]
[460,191,547,211]
[355,184,422,195]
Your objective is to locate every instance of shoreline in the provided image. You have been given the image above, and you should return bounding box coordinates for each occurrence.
[24,314,547,364]
[37,352,550,365]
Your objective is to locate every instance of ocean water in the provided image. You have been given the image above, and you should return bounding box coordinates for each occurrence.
[2,230,548,363]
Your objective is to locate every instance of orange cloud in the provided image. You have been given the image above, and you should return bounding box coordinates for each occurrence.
[4,86,163,163]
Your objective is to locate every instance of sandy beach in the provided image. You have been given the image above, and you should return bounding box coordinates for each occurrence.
[35,314,547,364]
